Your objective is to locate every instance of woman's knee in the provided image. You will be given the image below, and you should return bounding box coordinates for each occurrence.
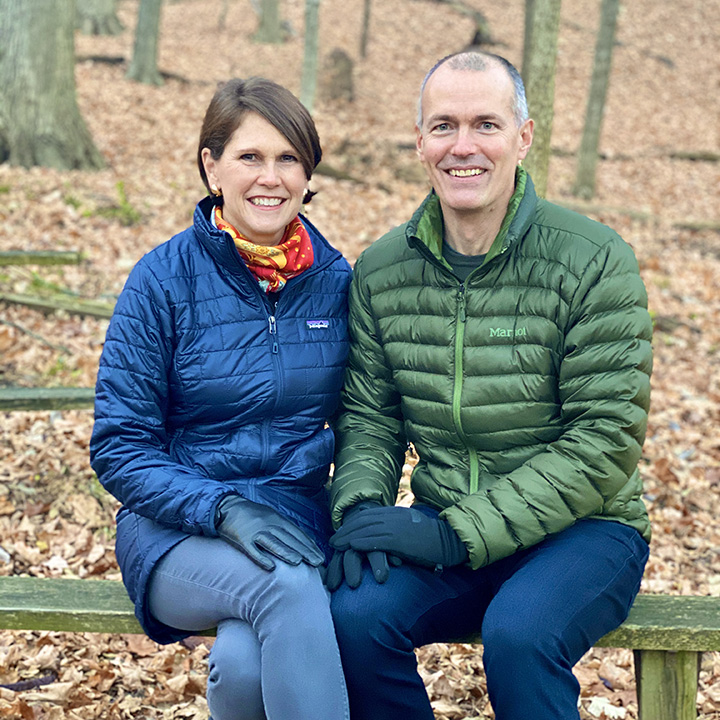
[207,621,265,720]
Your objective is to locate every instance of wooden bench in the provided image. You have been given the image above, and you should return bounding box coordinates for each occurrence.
[0,387,95,411]
[0,577,717,720]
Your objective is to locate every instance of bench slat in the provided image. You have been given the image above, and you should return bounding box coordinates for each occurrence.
[597,595,720,651]
[0,387,95,411]
[1,577,718,652]
[0,577,142,634]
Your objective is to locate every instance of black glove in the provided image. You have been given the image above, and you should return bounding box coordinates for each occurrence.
[215,495,324,571]
[330,505,468,570]
[325,502,401,591]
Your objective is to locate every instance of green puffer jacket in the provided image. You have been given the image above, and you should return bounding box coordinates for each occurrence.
[331,173,652,570]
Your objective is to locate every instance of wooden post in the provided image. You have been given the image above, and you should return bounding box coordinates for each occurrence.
[635,649,700,720]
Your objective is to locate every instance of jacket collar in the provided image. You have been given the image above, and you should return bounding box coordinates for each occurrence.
[406,168,537,264]
[192,195,343,278]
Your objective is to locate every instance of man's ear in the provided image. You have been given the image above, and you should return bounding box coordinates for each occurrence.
[415,125,424,160]
[518,119,534,161]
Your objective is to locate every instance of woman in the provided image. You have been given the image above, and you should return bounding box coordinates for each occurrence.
[90,78,351,720]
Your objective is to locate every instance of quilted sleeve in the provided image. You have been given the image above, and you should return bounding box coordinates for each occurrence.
[442,235,653,568]
[90,260,232,536]
[330,254,408,527]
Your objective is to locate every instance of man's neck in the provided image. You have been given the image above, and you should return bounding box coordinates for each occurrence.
[443,205,506,256]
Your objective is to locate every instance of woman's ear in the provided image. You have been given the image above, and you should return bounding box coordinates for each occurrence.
[201,147,217,187]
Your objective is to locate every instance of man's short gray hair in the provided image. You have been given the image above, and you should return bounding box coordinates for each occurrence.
[416,51,529,129]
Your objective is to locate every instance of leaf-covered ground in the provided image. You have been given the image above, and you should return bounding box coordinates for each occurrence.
[1,0,718,717]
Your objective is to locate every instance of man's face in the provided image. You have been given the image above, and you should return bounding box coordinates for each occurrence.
[416,63,533,223]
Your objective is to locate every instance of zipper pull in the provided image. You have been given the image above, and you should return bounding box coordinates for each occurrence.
[458,286,467,323]
[268,316,279,354]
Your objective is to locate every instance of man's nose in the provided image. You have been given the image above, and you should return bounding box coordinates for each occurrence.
[451,127,476,156]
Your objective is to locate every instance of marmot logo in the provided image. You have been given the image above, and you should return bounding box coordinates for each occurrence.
[489,327,527,338]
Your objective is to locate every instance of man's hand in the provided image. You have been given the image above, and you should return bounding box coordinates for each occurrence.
[330,505,468,569]
[215,496,324,571]
[325,501,401,591]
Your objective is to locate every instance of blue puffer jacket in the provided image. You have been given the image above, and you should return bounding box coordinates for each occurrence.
[90,196,351,643]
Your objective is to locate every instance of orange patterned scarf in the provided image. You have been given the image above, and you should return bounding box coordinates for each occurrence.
[214,205,314,293]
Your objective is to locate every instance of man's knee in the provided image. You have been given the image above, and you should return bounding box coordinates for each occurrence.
[330,578,407,656]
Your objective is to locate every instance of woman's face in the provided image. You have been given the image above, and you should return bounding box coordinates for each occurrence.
[202,111,309,246]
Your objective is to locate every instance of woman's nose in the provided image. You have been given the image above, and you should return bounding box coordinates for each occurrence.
[257,162,280,186]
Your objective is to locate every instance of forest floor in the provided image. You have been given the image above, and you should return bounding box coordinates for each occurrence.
[0,0,719,718]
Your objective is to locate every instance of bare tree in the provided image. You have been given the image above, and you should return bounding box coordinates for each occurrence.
[76,0,123,36]
[253,0,283,43]
[521,0,561,197]
[126,0,164,86]
[218,0,230,31]
[0,0,104,170]
[360,0,371,58]
[300,0,321,112]
[573,0,620,199]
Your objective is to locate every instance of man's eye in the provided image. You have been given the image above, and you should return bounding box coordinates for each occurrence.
[480,122,496,131]
[433,123,451,132]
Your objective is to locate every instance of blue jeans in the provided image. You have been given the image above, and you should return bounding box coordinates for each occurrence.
[147,535,349,720]
[330,518,648,720]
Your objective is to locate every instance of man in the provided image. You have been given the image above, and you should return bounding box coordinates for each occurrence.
[327,51,652,720]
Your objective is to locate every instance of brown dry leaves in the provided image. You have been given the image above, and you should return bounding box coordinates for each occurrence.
[1,0,719,717]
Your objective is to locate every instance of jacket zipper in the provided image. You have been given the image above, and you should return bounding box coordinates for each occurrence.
[452,285,479,494]
[268,315,279,354]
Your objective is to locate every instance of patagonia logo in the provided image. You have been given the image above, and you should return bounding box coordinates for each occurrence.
[306,319,330,330]
[490,327,527,338]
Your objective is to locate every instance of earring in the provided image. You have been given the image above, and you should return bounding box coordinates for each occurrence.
[211,184,222,197]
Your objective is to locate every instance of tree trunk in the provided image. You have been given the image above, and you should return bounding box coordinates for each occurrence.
[360,0,371,58]
[0,0,105,170]
[126,0,164,86]
[218,0,230,31]
[573,0,620,199]
[521,0,561,198]
[521,0,535,83]
[300,0,321,112]
[253,0,283,43]
[76,0,123,35]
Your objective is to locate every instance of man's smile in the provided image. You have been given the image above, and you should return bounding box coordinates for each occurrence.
[447,168,486,177]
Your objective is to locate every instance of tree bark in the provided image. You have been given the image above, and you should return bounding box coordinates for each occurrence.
[521,0,561,198]
[253,0,283,43]
[300,0,321,112]
[126,0,164,86]
[76,0,123,35]
[0,0,105,170]
[573,0,620,199]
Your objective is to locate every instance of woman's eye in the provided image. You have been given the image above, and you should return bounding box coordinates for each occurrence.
[280,154,298,163]
[240,153,257,161]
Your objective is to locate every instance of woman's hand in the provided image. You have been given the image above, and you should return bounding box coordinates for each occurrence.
[215,496,324,571]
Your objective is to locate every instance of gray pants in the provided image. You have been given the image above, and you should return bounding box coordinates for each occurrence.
[147,535,349,720]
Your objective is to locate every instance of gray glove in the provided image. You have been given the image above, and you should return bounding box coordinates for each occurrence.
[330,505,468,569]
[325,502,401,591]
[215,495,324,571]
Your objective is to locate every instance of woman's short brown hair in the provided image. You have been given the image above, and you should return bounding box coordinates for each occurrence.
[197,77,322,198]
